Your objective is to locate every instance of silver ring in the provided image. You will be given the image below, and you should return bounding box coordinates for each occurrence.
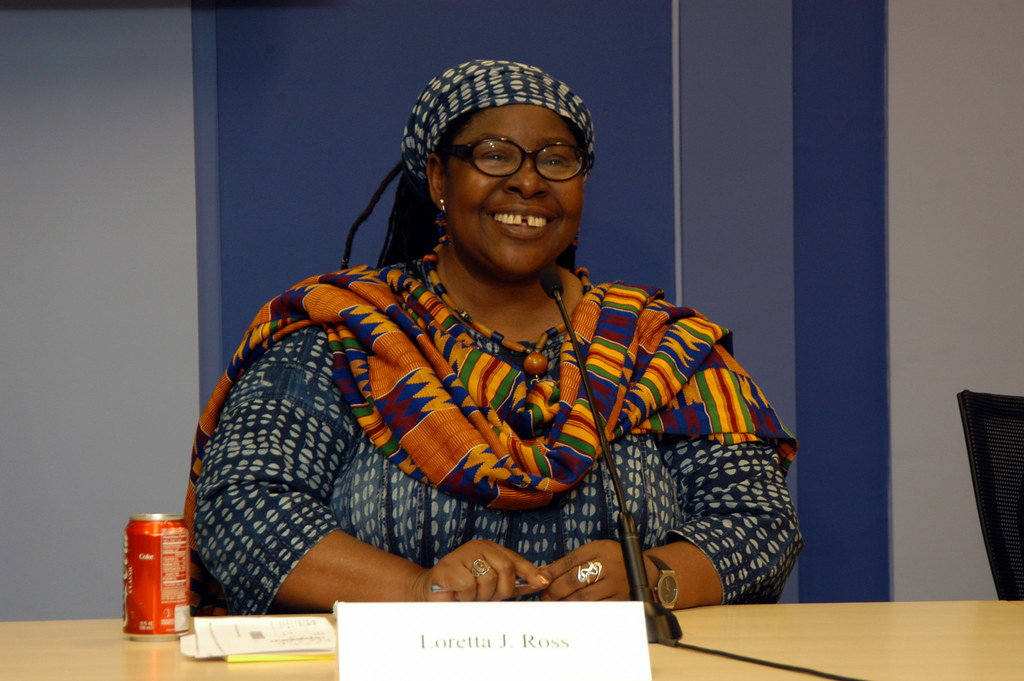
[470,558,492,578]
[576,561,603,585]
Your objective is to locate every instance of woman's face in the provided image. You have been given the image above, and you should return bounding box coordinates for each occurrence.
[427,104,584,284]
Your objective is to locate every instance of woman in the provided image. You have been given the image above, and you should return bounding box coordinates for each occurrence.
[186,59,801,616]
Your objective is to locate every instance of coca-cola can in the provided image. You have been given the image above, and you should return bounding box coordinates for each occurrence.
[122,513,191,640]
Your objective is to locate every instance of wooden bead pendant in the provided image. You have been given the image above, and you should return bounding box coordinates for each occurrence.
[421,252,563,380]
[523,351,549,377]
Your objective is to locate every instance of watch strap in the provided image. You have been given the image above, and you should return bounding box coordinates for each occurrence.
[648,555,672,573]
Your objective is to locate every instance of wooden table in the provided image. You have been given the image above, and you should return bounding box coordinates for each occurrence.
[655,600,1024,680]
[3,601,1022,680]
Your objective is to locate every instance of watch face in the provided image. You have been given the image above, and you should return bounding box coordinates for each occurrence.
[658,575,679,607]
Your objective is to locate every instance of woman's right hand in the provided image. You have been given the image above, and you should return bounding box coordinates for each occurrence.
[413,539,549,602]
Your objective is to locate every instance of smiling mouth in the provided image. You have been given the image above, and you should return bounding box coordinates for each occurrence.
[492,212,548,228]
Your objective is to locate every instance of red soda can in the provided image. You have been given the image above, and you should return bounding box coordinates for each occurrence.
[122,513,191,639]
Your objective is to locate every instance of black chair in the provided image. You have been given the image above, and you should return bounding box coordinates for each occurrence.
[957,389,1024,600]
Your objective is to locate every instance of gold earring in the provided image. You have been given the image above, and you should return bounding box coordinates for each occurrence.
[435,199,449,245]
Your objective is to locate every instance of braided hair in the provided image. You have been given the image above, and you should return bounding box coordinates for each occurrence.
[339,163,436,270]
[340,113,471,270]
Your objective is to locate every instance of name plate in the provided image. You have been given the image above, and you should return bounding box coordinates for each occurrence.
[334,601,651,681]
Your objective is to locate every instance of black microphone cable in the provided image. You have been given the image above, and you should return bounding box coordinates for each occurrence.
[663,638,872,680]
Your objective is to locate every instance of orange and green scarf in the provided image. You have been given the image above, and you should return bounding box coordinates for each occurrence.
[184,264,795,612]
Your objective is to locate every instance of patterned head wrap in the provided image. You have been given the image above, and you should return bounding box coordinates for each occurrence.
[401,59,595,198]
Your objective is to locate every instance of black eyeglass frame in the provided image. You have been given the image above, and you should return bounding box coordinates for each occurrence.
[436,137,589,181]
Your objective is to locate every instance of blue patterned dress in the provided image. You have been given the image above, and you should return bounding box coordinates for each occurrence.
[194,275,802,615]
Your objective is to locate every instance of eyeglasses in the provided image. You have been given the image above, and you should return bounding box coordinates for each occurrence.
[437,138,587,181]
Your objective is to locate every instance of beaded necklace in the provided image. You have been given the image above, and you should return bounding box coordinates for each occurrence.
[422,251,561,378]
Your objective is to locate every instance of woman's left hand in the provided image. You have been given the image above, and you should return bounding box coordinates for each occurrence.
[537,540,629,601]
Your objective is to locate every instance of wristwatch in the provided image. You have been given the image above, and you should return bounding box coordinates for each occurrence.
[648,555,679,609]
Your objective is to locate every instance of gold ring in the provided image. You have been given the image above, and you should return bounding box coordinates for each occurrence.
[576,560,603,585]
[470,558,492,578]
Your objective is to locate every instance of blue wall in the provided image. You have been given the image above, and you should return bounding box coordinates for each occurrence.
[206,0,676,366]
[196,0,889,602]
[792,0,889,601]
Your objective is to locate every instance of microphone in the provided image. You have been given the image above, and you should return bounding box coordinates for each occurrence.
[539,268,682,644]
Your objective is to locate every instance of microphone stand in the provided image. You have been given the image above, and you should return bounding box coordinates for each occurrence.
[540,270,682,645]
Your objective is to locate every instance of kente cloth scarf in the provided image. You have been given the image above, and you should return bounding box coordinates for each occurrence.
[183,264,795,613]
